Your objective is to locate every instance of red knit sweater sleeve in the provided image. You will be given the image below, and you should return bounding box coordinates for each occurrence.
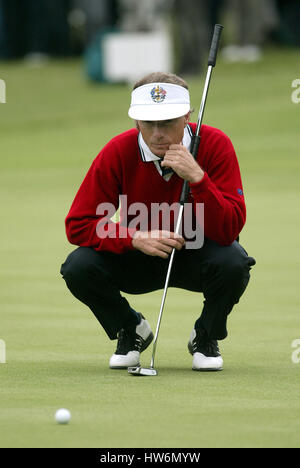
[189,126,246,245]
[65,139,136,254]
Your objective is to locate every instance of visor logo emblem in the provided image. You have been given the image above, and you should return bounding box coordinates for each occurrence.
[150,86,167,103]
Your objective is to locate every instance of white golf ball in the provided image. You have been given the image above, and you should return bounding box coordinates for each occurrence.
[55,408,71,424]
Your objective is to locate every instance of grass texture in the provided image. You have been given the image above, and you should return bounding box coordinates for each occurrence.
[0,48,300,447]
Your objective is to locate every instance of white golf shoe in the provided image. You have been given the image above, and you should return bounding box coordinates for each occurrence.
[109,314,153,369]
[188,328,223,371]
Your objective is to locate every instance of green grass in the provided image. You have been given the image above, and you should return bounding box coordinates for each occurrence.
[0,48,300,448]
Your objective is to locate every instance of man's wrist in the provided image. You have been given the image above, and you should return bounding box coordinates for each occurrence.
[188,170,204,184]
[132,231,139,249]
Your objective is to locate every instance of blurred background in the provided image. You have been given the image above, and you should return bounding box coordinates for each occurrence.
[0,0,300,78]
[1,0,300,448]
[0,0,300,76]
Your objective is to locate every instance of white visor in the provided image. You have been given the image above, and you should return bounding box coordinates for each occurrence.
[128,82,190,121]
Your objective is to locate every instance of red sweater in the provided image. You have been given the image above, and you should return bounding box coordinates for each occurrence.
[65,123,246,253]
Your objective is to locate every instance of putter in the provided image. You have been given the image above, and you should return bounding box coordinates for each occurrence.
[128,24,223,377]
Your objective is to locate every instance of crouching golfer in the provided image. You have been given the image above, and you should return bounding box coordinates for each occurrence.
[60,72,255,372]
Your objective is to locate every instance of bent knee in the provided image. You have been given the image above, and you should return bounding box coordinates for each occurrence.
[60,247,99,282]
[211,242,255,280]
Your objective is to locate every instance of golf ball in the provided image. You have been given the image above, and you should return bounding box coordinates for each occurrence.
[55,408,71,424]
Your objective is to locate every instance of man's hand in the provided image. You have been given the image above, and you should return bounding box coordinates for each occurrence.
[132,230,185,259]
[161,144,204,183]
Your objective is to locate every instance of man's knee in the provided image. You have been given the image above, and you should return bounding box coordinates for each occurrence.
[209,241,255,287]
[60,247,100,284]
[219,243,255,304]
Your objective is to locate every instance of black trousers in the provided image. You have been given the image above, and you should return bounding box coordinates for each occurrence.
[60,239,255,341]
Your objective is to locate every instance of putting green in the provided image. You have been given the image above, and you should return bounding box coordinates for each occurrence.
[0,49,299,448]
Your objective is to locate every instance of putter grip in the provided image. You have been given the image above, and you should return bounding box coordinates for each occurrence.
[179,134,201,205]
[208,24,223,67]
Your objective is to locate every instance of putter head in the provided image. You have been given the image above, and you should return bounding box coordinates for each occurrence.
[128,366,158,376]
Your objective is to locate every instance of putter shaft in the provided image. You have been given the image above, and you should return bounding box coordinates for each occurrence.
[150,204,184,369]
[150,65,214,370]
[195,66,212,137]
[146,24,223,374]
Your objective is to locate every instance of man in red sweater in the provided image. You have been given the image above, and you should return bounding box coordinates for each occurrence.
[60,72,255,372]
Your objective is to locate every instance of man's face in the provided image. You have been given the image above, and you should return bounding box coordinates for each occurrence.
[137,114,190,158]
